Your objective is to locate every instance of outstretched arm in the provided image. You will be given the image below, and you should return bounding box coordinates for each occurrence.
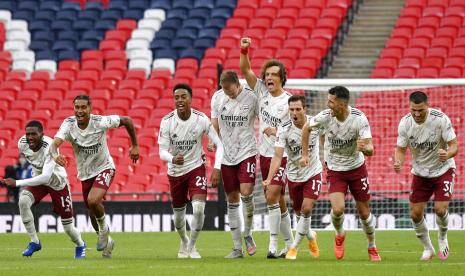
[5,157,56,187]
[239,37,257,90]
[119,116,139,163]
[299,123,311,167]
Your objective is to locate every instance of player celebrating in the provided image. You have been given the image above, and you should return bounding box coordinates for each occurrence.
[210,71,258,258]
[1,121,86,258]
[394,91,458,261]
[300,86,381,261]
[158,83,224,259]
[240,37,294,258]
[263,95,321,260]
[50,95,139,258]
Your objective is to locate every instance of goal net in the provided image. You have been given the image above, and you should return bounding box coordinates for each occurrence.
[251,79,465,230]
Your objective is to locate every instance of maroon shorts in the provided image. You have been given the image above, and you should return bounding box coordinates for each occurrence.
[260,155,287,189]
[81,169,115,208]
[221,156,256,194]
[25,185,74,219]
[410,168,455,203]
[168,165,207,207]
[327,163,370,202]
[288,173,322,213]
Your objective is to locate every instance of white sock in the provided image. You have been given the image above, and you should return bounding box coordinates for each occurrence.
[96,214,107,232]
[241,194,254,237]
[436,211,449,240]
[19,193,39,244]
[413,217,434,251]
[292,214,310,248]
[331,210,345,236]
[228,203,242,250]
[173,205,189,244]
[296,214,314,240]
[267,204,280,253]
[61,218,85,246]
[189,200,205,248]
[280,210,294,249]
[361,213,376,248]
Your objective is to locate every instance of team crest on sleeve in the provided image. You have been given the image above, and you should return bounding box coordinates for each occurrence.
[240,104,251,113]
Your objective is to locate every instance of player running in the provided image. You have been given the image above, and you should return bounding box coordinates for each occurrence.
[300,86,381,261]
[158,83,224,259]
[394,91,458,261]
[1,120,86,258]
[50,95,139,258]
[262,95,322,260]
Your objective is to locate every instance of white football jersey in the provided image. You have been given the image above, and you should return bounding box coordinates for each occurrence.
[397,108,456,178]
[18,136,68,190]
[55,115,120,180]
[211,86,258,165]
[158,109,212,176]
[254,79,292,157]
[275,116,322,182]
[311,106,372,171]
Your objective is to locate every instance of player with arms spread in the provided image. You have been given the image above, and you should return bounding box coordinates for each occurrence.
[158,83,224,259]
[394,91,458,261]
[50,95,139,258]
[300,86,381,261]
[240,37,295,258]
[1,120,86,258]
[263,95,322,260]
[210,71,258,258]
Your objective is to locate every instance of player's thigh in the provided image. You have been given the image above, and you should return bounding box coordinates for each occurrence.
[347,164,371,202]
[355,200,371,219]
[49,185,74,219]
[187,165,207,201]
[433,168,455,202]
[168,174,189,208]
[265,184,282,204]
[410,201,427,221]
[238,156,257,196]
[221,164,240,194]
[288,180,303,214]
[327,169,348,196]
[329,192,346,215]
[301,198,316,215]
[23,185,48,204]
[410,175,433,204]
[303,173,323,201]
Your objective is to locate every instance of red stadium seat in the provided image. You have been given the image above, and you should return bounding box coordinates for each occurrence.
[390,27,413,39]
[408,37,431,50]
[417,67,439,78]
[399,57,421,69]
[417,16,440,29]
[375,58,398,69]
[233,7,255,20]
[385,37,409,50]
[403,47,425,59]
[393,68,416,78]
[439,67,462,77]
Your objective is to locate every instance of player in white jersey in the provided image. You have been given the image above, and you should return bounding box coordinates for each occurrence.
[50,95,139,258]
[394,91,458,261]
[262,95,322,260]
[300,86,381,261]
[210,71,258,258]
[240,37,294,258]
[158,83,224,259]
[1,121,86,258]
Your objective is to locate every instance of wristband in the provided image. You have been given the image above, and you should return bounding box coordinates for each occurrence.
[241,47,249,55]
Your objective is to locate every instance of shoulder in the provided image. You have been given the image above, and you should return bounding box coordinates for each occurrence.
[350,107,365,117]
[42,136,52,149]
[283,90,293,99]
[430,108,444,118]
[90,114,103,122]
[192,109,208,119]
[399,113,412,125]
[18,135,28,149]
[319,109,331,117]
[64,116,76,123]
[162,111,176,121]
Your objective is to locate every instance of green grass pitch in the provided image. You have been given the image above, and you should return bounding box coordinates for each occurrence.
[0,231,463,275]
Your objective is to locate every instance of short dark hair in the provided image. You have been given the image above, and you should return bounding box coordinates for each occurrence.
[220,70,240,86]
[328,86,350,101]
[288,95,306,107]
[73,94,92,105]
[260,59,287,86]
[409,91,428,104]
[173,83,192,97]
[25,120,43,132]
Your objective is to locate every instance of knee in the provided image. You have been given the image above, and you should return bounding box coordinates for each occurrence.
[301,206,311,216]
[332,207,345,216]
[86,196,101,209]
[434,206,447,217]
[410,210,423,222]
[18,194,32,210]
